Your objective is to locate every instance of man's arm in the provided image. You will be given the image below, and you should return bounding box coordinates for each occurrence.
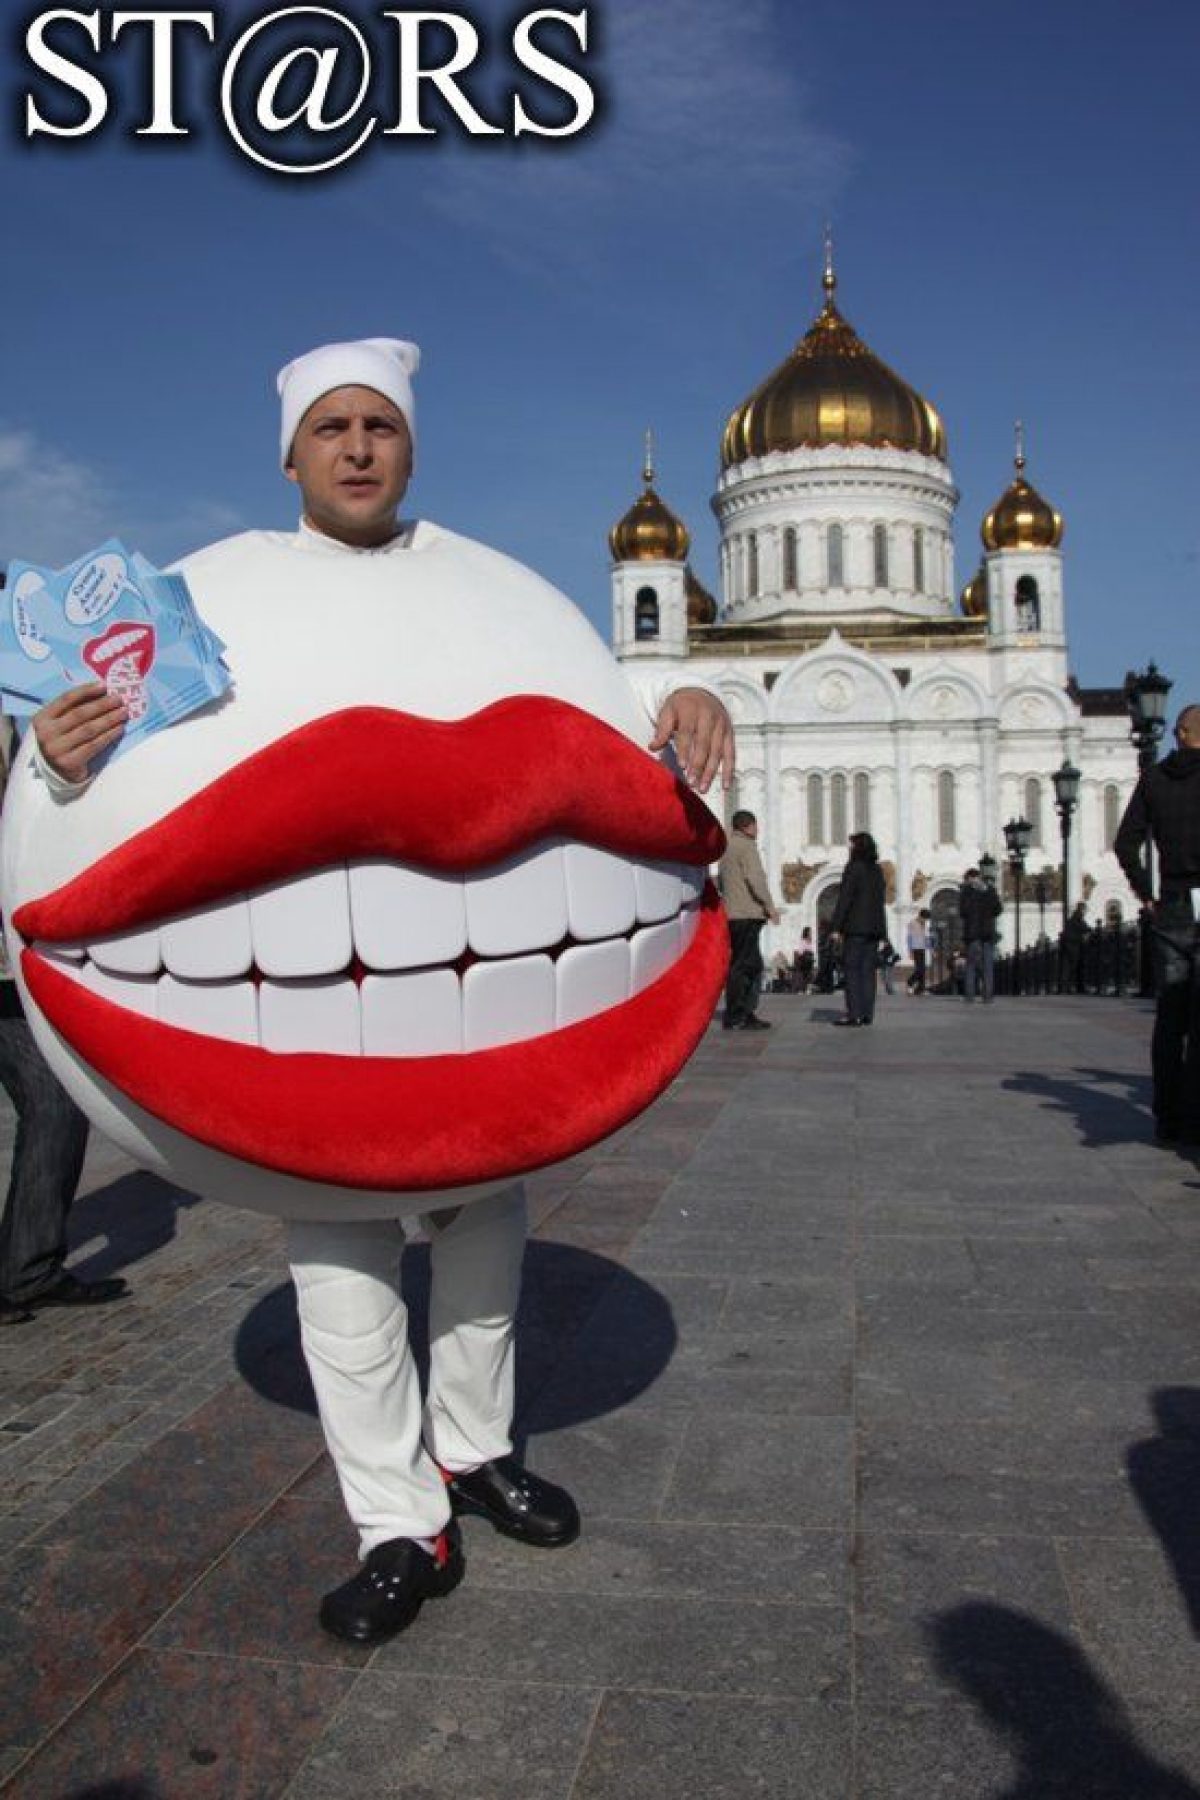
[830,864,859,936]
[744,843,780,924]
[1114,779,1153,903]
[646,685,735,795]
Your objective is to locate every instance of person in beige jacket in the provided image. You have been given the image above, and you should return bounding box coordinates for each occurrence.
[719,809,780,1030]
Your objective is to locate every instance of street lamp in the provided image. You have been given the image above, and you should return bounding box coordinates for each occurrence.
[1004,818,1032,992]
[1124,663,1173,996]
[1052,758,1081,937]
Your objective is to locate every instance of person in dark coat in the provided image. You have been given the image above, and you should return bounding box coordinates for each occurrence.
[1060,902,1089,994]
[829,832,888,1026]
[1115,702,1200,1145]
[960,867,1003,1003]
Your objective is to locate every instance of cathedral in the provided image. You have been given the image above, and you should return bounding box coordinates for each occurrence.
[608,251,1139,958]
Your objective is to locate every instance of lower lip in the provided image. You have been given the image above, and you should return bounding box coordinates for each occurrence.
[22,889,727,1192]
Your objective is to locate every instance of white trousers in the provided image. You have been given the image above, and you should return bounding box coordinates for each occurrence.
[286,1184,527,1554]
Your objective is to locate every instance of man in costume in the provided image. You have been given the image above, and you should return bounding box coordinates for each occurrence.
[28,336,734,1642]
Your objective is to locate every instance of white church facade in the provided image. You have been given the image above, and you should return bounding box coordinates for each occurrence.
[609,255,1139,958]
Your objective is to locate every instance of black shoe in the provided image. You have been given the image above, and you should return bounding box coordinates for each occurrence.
[738,1015,771,1031]
[319,1525,464,1644]
[19,1272,129,1312]
[447,1455,580,1547]
[0,1297,34,1326]
[832,1016,861,1027]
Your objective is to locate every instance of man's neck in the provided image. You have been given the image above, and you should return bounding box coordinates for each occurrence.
[301,513,405,551]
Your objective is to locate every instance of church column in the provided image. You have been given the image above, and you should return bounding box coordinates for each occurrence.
[765,723,784,951]
[978,719,1000,858]
[894,723,914,941]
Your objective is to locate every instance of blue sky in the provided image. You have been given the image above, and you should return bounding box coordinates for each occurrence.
[2,0,1197,706]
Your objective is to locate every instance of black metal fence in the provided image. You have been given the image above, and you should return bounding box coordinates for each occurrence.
[984,924,1145,997]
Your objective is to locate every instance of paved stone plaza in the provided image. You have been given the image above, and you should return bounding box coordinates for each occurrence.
[2,990,1200,1796]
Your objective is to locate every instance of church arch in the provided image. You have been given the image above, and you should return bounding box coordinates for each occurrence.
[782,526,798,591]
[853,771,871,832]
[913,526,925,593]
[1015,574,1041,631]
[873,523,889,589]
[827,522,845,589]
[807,772,825,845]
[1024,777,1044,847]
[937,770,957,845]
[830,772,848,844]
[634,586,659,640]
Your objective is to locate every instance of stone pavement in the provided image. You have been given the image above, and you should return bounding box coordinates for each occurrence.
[2,989,1200,1797]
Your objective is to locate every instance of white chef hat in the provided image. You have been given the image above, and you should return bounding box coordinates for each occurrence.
[276,337,421,467]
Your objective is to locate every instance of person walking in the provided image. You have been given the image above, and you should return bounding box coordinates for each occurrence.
[1115,702,1200,1145]
[960,867,1003,1003]
[1060,902,1089,994]
[719,810,779,1030]
[906,908,931,995]
[793,927,816,994]
[829,832,887,1026]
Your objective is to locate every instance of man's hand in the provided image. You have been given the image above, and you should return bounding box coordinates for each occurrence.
[33,683,127,785]
[648,687,735,793]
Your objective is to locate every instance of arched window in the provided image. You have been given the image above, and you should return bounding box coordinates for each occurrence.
[634,586,659,640]
[853,772,870,832]
[873,524,889,588]
[1015,575,1040,632]
[827,523,845,589]
[1024,777,1043,847]
[807,773,825,844]
[1103,783,1121,852]
[830,772,848,843]
[782,527,798,590]
[913,527,925,594]
[746,532,758,596]
[937,770,956,845]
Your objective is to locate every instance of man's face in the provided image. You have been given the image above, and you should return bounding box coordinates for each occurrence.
[1175,707,1200,750]
[286,384,413,548]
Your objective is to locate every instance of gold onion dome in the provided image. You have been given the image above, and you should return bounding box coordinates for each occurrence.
[685,565,717,626]
[981,430,1063,551]
[960,563,988,619]
[609,438,690,563]
[721,254,947,469]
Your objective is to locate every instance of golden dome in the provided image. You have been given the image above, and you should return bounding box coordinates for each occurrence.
[685,564,717,626]
[960,563,988,619]
[981,428,1063,551]
[609,438,690,563]
[721,258,947,469]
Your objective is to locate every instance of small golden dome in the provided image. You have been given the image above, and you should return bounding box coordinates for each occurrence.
[609,437,690,563]
[721,256,947,469]
[685,565,717,626]
[981,428,1063,551]
[960,564,988,619]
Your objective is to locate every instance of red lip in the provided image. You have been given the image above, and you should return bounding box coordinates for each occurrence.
[15,697,729,1192]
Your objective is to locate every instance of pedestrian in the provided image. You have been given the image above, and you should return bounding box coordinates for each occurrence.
[0,715,125,1325]
[906,908,931,994]
[1060,901,1089,994]
[28,335,735,1641]
[793,927,816,994]
[719,810,780,1030]
[1115,702,1200,1146]
[829,832,887,1026]
[959,867,1003,1003]
[877,938,899,995]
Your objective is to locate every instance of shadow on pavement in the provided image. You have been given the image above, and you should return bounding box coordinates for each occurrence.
[1003,1066,1154,1147]
[929,1602,1199,1797]
[233,1240,676,1438]
[1128,1387,1200,1636]
[64,1170,202,1280]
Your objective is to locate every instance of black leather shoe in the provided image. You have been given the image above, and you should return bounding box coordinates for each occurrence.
[447,1456,580,1547]
[832,1016,861,1027]
[319,1525,464,1644]
[0,1297,34,1326]
[739,1015,771,1031]
[21,1272,129,1311]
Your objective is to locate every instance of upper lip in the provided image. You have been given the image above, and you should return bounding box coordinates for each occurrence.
[14,697,724,945]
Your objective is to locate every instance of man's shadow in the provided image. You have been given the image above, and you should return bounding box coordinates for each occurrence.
[929,1603,1200,1797]
[1128,1387,1200,1636]
[1003,1067,1155,1149]
[63,1171,203,1282]
[234,1239,677,1444]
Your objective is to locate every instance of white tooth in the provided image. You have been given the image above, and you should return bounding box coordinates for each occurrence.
[680,903,701,949]
[556,939,631,1028]
[631,919,682,994]
[159,974,256,1042]
[462,954,555,1051]
[361,969,462,1055]
[680,863,707,905]
[251,868,352,979]
[88,924,161,976]
[161,897,252,979]
[350,862,467,971]
[563,845,636,942]
[634,860,683,924]
[77,961,159,1019]
[466,844,568,957]
[260,977,360,1055]
[34,941,86,963]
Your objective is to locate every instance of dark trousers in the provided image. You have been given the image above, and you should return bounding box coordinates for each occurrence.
[725,918,765,1025]
[843,935,879,1023]
[0,1011,90,1302]
[1151,899,1200,1137]
[908,949,927,994]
